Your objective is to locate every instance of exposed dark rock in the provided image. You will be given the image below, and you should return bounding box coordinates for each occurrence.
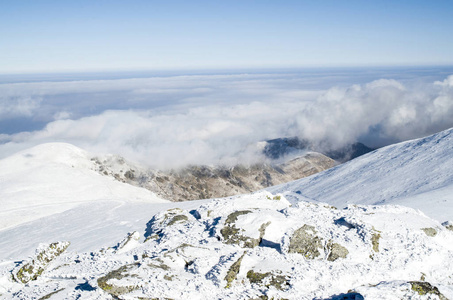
[220,211,267,248]
[224,252,246,288]
[13,241,70,284]
[326,242,349,261]
[442,221,453,232]
[371,229,381,253]
[421,227,438,237]
[97,264,140,297]
[246,270,290,291]
[409,281,447,300]
[288,224,322,259]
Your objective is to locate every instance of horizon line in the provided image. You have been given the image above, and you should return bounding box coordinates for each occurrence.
[2,63,453,77]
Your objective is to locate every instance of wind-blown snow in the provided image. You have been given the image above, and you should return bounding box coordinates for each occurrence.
[268,127,453,222]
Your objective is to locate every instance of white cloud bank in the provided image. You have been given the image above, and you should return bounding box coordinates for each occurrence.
[0,96,42,118]
[0,71,452,169]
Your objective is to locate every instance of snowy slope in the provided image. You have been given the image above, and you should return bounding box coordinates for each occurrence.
[268,127,453,222]
[1,130,453,299]
[1,192,452,299]
[0,143,168,231]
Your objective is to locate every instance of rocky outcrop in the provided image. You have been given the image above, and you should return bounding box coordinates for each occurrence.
[409,281,447,300]
[288,224,323,259]
[97,263,141,297]
[13,241,70,284]
[326,242,349,262]
[220,210,270,248]
[224,252,246,288]
[7,193,452,299]
[421,227,438,237]
[442,221,453,231]
[246,270,290,291]
[91,152,336,201]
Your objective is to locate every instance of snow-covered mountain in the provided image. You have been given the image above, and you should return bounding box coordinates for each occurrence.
[0,143,168,231]
[1,128,453,299]
[269,127,453,222]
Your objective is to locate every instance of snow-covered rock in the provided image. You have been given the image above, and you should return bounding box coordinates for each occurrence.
[1,192,452,299]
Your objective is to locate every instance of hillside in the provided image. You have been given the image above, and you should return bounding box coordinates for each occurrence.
[1,129,453,298]
[0,143,168,231]
[91,152,336,201]
[268,127,453,222]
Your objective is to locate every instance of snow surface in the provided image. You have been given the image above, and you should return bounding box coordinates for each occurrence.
[0,143,168,231]
[269,127,453,223]
[1,192,452,299]
[1,128,453,299]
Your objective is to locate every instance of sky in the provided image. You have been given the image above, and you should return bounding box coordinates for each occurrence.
[1,2,453,169]
[1,0,453,73]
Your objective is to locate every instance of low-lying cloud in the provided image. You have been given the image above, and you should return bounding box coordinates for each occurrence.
[0,96,42,118]
[1,70,452,169]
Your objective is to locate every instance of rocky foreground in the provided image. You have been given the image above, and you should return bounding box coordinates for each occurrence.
[4,192,452,299]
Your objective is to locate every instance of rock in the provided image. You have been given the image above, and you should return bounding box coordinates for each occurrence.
[13,241,70,284]
[38,288,65,299]
[91,152,335,202]
[148,258,171,271]
[246,270,290,291]
[225,210,252,225]
[144,208,193,241]
[442,221,453,232]
[220,211,270,248]
[371,229,381,252]
[326,242,349,261]
[421,227,437,237]
[288,224,322,259]
[97,264,140,297]
[224,252,246,288]
[167,214,189,226]
[409,281,447,300]
[124,169,135,180]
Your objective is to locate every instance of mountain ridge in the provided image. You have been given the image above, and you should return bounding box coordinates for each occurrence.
[91,151,336,201]
[268,127,453,222]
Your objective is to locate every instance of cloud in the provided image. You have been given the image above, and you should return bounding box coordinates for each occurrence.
[0,71,452,168]
[0,96,42,118]
[295,76,453,148]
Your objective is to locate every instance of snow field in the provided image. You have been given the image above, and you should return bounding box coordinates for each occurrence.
[1,192,452,299]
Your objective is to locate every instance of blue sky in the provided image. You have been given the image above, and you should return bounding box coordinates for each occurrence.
[1,0,452,73]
